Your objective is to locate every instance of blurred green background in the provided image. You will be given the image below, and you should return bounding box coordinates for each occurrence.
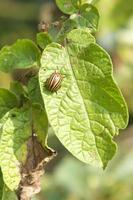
[0,0,133,200]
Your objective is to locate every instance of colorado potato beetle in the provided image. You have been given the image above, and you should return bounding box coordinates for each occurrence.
[46,71,63,92]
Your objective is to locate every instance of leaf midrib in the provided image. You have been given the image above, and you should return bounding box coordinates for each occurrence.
[65,42,103,165]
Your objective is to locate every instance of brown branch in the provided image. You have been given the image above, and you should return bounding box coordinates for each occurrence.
[17,136,57,200]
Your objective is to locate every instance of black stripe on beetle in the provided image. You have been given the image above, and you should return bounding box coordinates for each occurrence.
[46,71,63,92]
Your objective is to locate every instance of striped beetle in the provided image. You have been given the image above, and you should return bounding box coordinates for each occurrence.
[46,71,63,92]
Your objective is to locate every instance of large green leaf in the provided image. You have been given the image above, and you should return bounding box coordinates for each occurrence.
[0,40,40,73]
[0,106,31,190]
[39,29,128,168]
[0,88,18,119]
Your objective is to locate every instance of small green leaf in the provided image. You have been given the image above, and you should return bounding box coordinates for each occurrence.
[37,32,52,49]
[32,104,49,149]
[0,39,40,73]
[0,107,31,190]
[66,28,95,45]
[56,0,78,14]
[39,29,128,168]
[10,81,29,106]
[70,4,99,31]
[57,19,77,43]
[0,88,18,119]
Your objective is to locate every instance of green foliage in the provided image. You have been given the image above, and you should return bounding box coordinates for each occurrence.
[37,32,52,50]
[56,19,76,43]
[0,88,18,119]
[39,29,128,168]
[28,76,44,106]
[56,0,79,14]
[0,170,4,199]
[0,107,31,190]
[82,0,100,4]
[10,81,29,106]
[57,3,99,43]
[2,185,18,200]
[32,104,48,149]
[0,171,17,200]
[56,0,99,34]
[70,4,99,31]
[0,0,129,198]
[0,39,40,73]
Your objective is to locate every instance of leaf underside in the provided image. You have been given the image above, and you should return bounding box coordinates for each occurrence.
[39,29,128,168]
[0,107,31,190]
